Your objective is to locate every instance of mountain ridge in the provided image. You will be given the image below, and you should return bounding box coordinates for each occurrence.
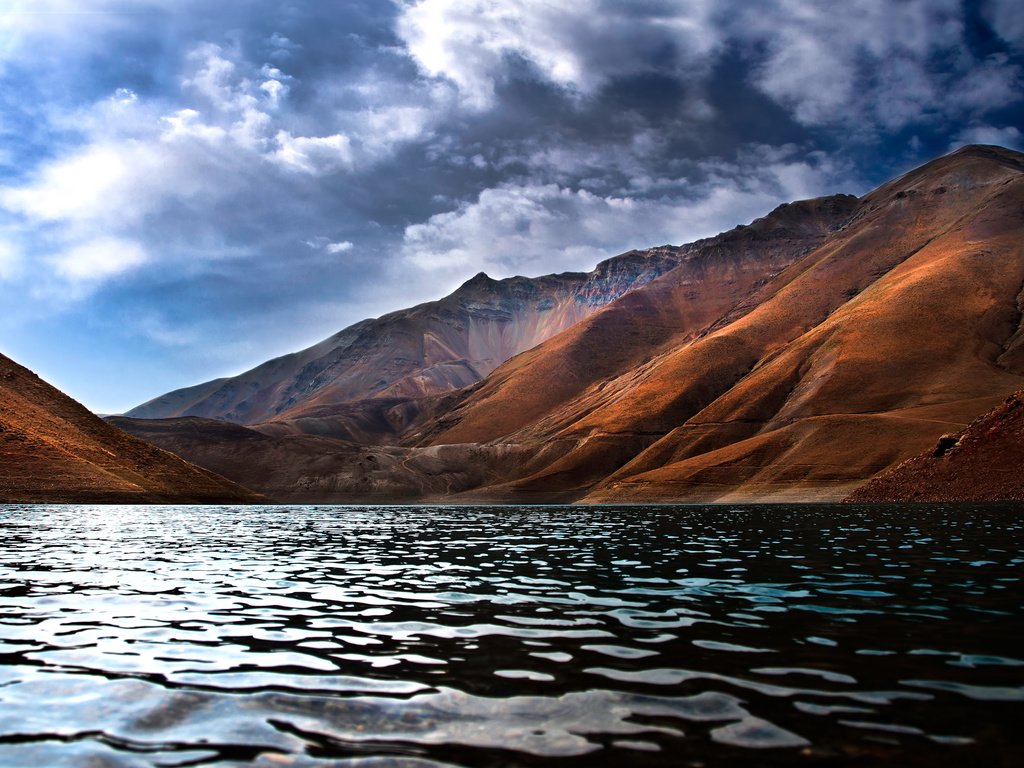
[127,246,685,426]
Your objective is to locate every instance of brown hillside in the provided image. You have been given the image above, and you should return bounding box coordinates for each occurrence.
[0,353,262,504]
[108,416,526,503]
[411,145,1024,502]
[846,390,1024,502]
[116,145,1024,504]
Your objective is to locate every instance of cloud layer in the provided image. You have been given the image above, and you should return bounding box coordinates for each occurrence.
[0,0,1021,411]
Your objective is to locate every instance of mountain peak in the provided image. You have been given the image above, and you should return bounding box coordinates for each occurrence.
[863,142,1024,206]
[947,143,1024,162]
[458,271,495,290]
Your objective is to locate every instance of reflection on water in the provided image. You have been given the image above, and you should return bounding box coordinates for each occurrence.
[0,503,1021,766]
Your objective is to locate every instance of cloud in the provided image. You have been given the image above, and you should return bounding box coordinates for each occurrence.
[723,0,1021,136]
[983,0,1024,50]
[952,125,1023,151]
[271,131,353,174]
[0,240,20,280]
[402,146,856,281]
[396,0,719,109]
[48,237,147,282]
[2,143,132,224]
[325,241,354,254]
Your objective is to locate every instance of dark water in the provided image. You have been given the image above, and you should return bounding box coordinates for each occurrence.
[0,505,1021,767]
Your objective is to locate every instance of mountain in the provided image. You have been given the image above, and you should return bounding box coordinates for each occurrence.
[0,352,262,503]
[846,390,1024,502]
[116,145,1024,503]
[126,249,683,427]
[115,187,860,501]
[425,145,1024,502]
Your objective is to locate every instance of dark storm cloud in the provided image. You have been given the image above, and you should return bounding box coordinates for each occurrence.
[1,0,1022,411]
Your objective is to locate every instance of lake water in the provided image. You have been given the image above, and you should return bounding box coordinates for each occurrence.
[0,504,1021,767]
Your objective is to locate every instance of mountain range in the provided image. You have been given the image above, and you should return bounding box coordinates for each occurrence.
[126,250,682,441]
[5,144,1023,504]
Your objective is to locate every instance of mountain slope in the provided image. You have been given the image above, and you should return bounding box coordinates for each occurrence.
[413,194,859,450]
[127,249,683,426]
[845,390,1024,502]
[108,416,526,503]
[409,145,1024,501]
[115,190,860,501]
[0,353,262,503]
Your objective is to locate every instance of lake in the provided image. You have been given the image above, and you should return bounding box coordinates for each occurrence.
[0,504,1020,767]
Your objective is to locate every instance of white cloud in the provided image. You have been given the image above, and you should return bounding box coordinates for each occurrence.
[183,43,248,112]
[725,0,1022,134]
[396,0,719,108]
[357,105,438,156]
[260,77,289,110]
[952,125,1023,151]
[983,0,1024,49]
[394,0,1020,137]
[48,237,147,282]
[326,241,354,254]
[0,40,382,300]
[734,0,964,129]
[271,131,353,174]
[401,146,854,282]
[160,108,228,142]
[2,143,131,223]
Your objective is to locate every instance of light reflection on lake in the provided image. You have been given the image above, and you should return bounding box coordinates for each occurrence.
[0,503,1021,766]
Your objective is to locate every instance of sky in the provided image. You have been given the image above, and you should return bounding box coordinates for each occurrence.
[1,0,1022,413]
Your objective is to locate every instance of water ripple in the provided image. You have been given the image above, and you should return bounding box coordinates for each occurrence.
[0,503,1021,766]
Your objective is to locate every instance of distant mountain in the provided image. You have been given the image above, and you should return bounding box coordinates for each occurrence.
[0,352,262,503]
[106,415,503,502]
[117,145,1024,503]
[846,390,1024,502]
[126,249,683,426]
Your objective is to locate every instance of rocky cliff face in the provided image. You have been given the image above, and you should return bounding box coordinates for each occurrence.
[126,247,683,426]
[0,353,262,503]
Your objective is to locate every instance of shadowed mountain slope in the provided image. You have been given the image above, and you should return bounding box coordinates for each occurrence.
[845,390,1024,502]
[107,416,525,503]
[127,249,683,426]
[0,353,262,503]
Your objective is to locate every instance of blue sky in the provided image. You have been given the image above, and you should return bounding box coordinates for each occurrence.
[1,0,1022,413]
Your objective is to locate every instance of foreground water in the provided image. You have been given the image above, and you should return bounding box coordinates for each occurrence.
[0,504,1021,767]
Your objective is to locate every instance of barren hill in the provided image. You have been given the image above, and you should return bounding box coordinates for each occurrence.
[846,390,1024,502]
[0,353,262,504]
[418,145,1024,502]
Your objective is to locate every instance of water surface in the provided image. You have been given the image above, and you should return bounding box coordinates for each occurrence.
[0,504,1021,766]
